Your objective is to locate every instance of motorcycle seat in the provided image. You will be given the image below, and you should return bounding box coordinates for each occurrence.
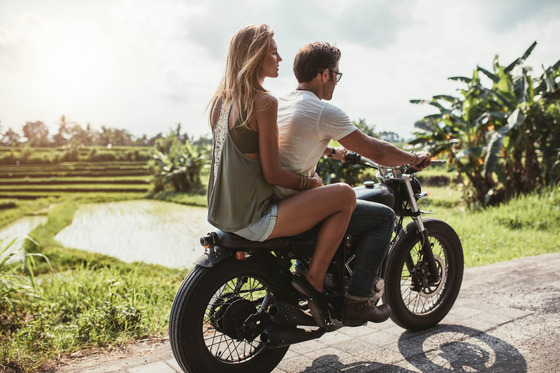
[201,230,316,251]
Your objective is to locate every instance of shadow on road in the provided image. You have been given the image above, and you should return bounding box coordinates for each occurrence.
[398,324,527,372]
[302,324,526,372]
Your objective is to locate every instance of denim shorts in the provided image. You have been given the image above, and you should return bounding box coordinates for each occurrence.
[233,204,278,242]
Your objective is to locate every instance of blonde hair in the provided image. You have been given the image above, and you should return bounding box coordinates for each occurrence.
[209,24,274,126]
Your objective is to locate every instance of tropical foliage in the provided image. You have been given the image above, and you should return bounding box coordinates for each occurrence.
[151,133,209,193]
[410,41,560,206]
[0,238,47,338]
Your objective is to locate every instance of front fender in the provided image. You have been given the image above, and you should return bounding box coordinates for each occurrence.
[194,246,234,268]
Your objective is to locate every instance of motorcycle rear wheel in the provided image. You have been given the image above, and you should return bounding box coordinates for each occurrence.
[383,218,464,331]
[169,258,289,373]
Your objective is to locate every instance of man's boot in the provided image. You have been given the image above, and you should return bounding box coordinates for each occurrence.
[342,299,391,327]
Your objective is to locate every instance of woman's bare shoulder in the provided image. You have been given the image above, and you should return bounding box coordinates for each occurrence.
[255,92,277,107]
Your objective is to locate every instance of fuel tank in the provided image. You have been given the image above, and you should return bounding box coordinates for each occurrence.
[353,182,395,209]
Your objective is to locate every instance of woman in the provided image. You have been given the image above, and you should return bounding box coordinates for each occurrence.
[207,24,355,327]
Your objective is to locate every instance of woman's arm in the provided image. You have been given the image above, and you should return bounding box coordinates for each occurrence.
[256,93,321,190]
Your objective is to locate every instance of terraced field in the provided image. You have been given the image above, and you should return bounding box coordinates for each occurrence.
[0,161,152,199]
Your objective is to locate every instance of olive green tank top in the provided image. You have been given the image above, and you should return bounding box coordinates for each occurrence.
[207,102,274,232]
[229,109,259,154]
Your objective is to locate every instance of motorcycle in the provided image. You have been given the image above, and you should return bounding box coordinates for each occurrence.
[169,153,464,373]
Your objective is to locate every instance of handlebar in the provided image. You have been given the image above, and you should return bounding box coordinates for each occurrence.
[430,160,447,165]
[344,151,446,176]
[345,152,362,165]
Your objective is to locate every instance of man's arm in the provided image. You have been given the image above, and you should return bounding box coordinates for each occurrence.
[338,129,430,168]
[321,145,347,160]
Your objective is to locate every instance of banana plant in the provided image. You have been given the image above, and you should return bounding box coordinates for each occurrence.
[480,42,560,199]
[410,68,505,206]
[411,41,560,206]
[151,135,206,193]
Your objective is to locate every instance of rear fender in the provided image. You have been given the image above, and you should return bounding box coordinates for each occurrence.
[195,246,234,268]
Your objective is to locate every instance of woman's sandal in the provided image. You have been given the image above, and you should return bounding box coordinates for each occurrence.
[291,273,328,328]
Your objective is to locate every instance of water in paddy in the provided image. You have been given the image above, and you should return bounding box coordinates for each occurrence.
[55,200,214,269]
[0,216,48,262]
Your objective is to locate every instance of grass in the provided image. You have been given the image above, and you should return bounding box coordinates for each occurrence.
[2,263,182,372]
[418,185,464,210]
[0,146,152,165]
[0,176,150,185]
[148,190,207,207]
[0,192,147,202]
[0,160,150,169]
[1,161,149,169]
[0,200,19,211]
[418,186,560,267]
[1,195,186,372]
[0,170,151,178]
[0,160,152,200]
[442,188,560,267]
[0,198,55,228]
[0,185,149,191]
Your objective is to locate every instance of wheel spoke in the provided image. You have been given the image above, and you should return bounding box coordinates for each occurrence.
[201,273,268,364]
[399,235,450,315]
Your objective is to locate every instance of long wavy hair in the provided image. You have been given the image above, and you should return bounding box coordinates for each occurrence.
[209,24,274,127]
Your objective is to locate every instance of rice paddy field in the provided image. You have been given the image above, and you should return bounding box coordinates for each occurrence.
[54,200,213,268]
[0,159,152,200]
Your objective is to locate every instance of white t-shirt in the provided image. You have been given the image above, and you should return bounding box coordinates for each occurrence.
[275,90,356,199]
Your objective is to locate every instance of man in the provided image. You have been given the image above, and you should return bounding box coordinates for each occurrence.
[276,42,431,326]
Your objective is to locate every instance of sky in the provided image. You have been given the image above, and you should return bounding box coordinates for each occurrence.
[1,0,559,141]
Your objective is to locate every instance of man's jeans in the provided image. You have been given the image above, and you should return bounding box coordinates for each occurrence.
[345,199,396,300]
[295,199,396,301]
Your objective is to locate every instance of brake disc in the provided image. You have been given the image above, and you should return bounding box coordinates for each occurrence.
[419,254,446,299]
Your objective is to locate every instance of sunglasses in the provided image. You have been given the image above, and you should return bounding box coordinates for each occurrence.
[329,68,343,82]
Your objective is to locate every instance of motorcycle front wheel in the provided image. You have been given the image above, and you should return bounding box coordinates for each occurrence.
[169,258,289,373]
[383,218,464,331]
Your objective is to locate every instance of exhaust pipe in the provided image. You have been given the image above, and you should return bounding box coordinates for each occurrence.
[260,325,324,348]
[269,301,317,326]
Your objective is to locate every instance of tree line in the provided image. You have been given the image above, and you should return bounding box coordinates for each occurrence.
[1,115,403,149]
[0,116,198,148]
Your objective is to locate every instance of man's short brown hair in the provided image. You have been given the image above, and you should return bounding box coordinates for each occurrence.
[293,42,341,83]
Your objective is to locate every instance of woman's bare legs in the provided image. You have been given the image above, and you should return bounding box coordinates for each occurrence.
[268,183,356,292]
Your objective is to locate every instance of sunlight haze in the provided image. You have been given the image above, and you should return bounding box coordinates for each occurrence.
[1,0,559,140]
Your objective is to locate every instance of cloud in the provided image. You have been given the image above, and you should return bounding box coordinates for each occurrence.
[182,0,409,59]
[332,0,409,47]
[182,0,271,58]
[477,0,560,31]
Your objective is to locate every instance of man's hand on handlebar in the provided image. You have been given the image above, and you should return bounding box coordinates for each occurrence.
[332,147,348,162]
[412,152,431,171]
